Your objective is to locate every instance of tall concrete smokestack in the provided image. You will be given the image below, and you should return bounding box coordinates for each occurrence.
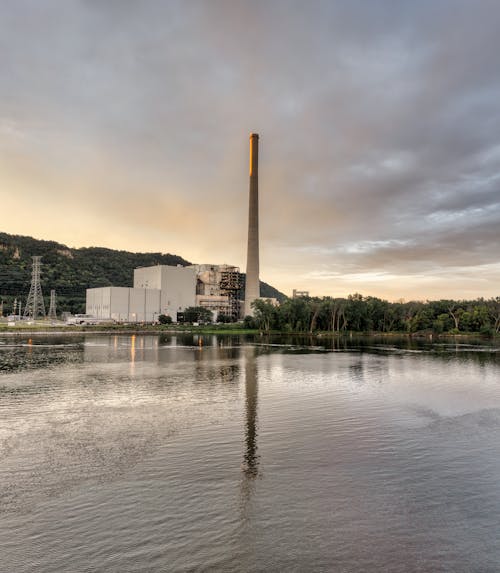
[244,133,260,317]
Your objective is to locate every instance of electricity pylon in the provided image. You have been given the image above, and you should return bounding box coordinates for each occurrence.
[24,256,46,319]
[48,289,57,319]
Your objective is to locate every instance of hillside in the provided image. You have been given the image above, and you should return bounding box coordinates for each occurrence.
[0,232,285,314]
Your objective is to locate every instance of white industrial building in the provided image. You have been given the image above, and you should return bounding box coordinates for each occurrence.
[134,264,197,318]
[86,264,196,323]
[85,263,248,323]
[86,287,161,323]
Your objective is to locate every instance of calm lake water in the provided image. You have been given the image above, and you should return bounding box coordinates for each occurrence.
[1,333,499,572]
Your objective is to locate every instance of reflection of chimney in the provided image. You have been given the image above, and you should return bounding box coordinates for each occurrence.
[244,133,260,317]
[243,347,259,477]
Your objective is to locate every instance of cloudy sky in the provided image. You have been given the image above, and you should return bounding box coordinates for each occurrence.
[1,0,499,300]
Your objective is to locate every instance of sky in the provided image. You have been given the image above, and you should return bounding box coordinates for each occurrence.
[1,0,499,301]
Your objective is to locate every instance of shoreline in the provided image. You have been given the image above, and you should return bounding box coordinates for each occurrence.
[0,326,497,341]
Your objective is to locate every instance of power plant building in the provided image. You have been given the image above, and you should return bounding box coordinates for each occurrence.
[195,264,242,320]
[85,263,241,323]
[86,286,161,323]
[134,264,196,318]
[85,133,265,323]
[86,264,196,322]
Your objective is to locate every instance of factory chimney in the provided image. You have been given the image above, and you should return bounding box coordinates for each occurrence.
[244,133,260,317]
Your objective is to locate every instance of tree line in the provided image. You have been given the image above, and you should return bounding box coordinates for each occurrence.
[250,294,500,335]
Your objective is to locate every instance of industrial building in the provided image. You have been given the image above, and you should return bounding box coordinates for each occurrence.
[195,264,242,321]
[86,264,196,323]
[134,264,197,318]
[293,289,310,299]
[85,263,242,323]
[86,286,161,322]
[85,133,267,324]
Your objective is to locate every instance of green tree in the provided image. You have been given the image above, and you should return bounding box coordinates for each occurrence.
[252,299,278,332]
[183,306,213,324]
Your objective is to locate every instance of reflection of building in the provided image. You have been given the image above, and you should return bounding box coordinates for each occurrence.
[195,264,242,321]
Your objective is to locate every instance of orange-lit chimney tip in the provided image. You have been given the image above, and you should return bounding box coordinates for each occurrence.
[249,133,259,176]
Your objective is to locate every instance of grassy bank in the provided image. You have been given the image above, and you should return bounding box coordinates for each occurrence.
[0,321,497,341]
[0,321,261,336]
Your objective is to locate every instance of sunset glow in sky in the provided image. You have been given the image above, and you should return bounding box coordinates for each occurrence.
[1,1,499,300]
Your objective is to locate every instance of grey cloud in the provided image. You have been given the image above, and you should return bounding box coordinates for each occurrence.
[1,0,499,298]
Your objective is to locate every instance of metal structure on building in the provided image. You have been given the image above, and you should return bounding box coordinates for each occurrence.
[24,256,46,319]
[48,289,57,319]
[220,266,242,320]
[195,264,242,321]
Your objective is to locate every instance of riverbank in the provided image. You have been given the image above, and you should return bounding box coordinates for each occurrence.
[0,323,260,337]
[0,323,497,341]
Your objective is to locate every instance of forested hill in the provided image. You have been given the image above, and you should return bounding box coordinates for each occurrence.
[0,232,285,314]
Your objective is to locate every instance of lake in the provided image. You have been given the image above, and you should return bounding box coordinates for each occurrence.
[1,333,499,572]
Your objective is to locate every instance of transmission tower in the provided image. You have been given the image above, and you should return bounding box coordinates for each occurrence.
[24,256,46,319]
[48,289,57,319]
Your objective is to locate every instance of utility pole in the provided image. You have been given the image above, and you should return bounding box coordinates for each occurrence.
[24,256,46,319]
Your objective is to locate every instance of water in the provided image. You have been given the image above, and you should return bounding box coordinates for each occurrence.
[1,333,499,572]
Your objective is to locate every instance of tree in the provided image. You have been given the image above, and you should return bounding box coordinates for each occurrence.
[216,313,232,323]
[447,302,464,332]
[251,299,278,332]
[345,293,370,332]
[158,314,172,324]
[183,306,213,324]
[487,297,500,334]
[243,315,257,329]
[309,298,322,333]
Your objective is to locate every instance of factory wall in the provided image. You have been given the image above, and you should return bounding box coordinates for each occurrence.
[134,265,196,320]
[195,294,231,321]
[133,266,162,290]
[86,287,161,322]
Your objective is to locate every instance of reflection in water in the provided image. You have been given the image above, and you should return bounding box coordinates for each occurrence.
[130,334,136,366]
[242,347,259,478]
[1,334,500,572]
[239,346,260,518]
